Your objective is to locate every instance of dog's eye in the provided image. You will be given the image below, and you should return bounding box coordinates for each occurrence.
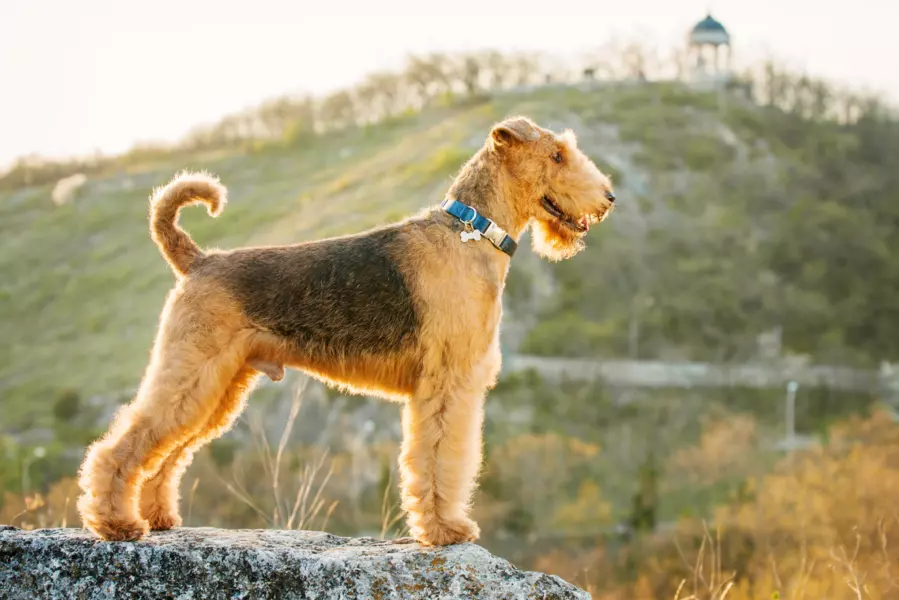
[551,152,563,164]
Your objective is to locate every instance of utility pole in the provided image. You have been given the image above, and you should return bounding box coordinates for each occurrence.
[785,380,798,448]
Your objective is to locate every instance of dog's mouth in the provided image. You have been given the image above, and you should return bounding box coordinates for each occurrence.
[541,196,606,233]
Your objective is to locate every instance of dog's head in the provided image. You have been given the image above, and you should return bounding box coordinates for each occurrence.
[488,116,615,260]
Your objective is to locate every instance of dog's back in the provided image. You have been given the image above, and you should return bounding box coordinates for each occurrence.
[196,226,419,360]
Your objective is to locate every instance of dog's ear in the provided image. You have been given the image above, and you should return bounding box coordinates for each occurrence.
[559,128,578,148]
[490,116,540,150]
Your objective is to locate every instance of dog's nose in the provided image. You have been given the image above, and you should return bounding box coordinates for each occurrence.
[606,191,616,203]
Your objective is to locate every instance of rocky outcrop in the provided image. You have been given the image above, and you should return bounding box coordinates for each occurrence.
[0,526,589,599]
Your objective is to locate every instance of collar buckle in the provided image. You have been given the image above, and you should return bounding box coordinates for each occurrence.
[482,221,507,248]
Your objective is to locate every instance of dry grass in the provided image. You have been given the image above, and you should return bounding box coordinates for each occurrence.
[674,523,736,600]
[223,379,337,531]
[378,468,407,540]
[663,516,899,600]
[1,477,80,530]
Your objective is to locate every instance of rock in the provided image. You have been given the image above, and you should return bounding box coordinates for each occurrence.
[0,526,589,600]
[50,173,88,207]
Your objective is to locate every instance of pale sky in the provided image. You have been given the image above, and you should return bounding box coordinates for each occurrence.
[1,0,897,167]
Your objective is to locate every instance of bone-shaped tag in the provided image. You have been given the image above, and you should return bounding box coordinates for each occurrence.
[460,229,482,243]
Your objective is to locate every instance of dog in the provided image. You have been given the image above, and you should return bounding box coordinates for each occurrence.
[76,115,616,545]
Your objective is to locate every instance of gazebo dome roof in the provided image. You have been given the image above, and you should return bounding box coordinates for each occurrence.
[689,13,730,45]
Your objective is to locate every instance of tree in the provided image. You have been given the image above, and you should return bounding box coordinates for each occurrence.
[459,54,482,95]
[257,97,294,138]
[402,54,452,106]
[318,90,357,130]
[482,50,509,89]
[358,72,404,121]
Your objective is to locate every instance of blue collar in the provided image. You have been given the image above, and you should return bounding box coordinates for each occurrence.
[441,198,518,258]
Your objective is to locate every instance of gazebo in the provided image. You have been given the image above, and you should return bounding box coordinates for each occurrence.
[687,13,732,82]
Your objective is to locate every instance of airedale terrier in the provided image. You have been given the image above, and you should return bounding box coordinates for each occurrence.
[77,116,616,545]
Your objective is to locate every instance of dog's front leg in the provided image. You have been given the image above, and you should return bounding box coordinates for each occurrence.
[398,375,487,546]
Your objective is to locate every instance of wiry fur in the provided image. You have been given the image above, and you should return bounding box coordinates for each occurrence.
[149,171,227,277]
[77,116,615,545]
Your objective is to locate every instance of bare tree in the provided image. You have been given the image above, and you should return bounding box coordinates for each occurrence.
[481,50,510,89]
[512,53,541,86]
[403,54,453,106]
[354,78,382,124]
[257,97,294,138]
[459,54,482,95]
[318,90,357,130]
[621,42,650,80]
[809,79,832,120]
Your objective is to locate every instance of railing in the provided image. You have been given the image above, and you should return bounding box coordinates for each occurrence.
[18,355,885,414]
[503,355,882,393]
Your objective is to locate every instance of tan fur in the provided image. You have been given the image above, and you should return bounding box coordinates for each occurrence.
[77,116,615,545]
[150,171,227,277]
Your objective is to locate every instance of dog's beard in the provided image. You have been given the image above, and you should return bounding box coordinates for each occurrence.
[530,219,586,261]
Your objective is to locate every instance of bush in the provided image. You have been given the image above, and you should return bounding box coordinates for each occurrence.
[52,390,81,422]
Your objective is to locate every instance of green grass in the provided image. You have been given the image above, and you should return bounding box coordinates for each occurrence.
[3,81,893,430]
[0,96,530,428]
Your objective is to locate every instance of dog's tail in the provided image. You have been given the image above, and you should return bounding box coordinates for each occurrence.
[149,171,227,277]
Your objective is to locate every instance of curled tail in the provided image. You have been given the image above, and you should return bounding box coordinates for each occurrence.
[149,171,227,277]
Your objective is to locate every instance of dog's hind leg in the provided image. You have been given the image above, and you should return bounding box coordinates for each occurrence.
[139,365,259,530]
[77,290,253,541]
[398,354,495,546]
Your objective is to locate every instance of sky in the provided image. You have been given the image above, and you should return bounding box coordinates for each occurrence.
[1,0,897,167]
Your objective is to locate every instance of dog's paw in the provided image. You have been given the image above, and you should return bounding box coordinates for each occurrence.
[413,517,480,546]
[89,517,151,542]
[140,499,182,531]
[144,509,182,531]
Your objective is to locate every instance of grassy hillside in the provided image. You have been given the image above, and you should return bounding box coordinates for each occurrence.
[2,83,898,432]
[3,78,899,599]
[0,100,493,427]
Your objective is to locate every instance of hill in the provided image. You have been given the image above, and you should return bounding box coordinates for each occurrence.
[1,81,898,435]
[3,77,899,599]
